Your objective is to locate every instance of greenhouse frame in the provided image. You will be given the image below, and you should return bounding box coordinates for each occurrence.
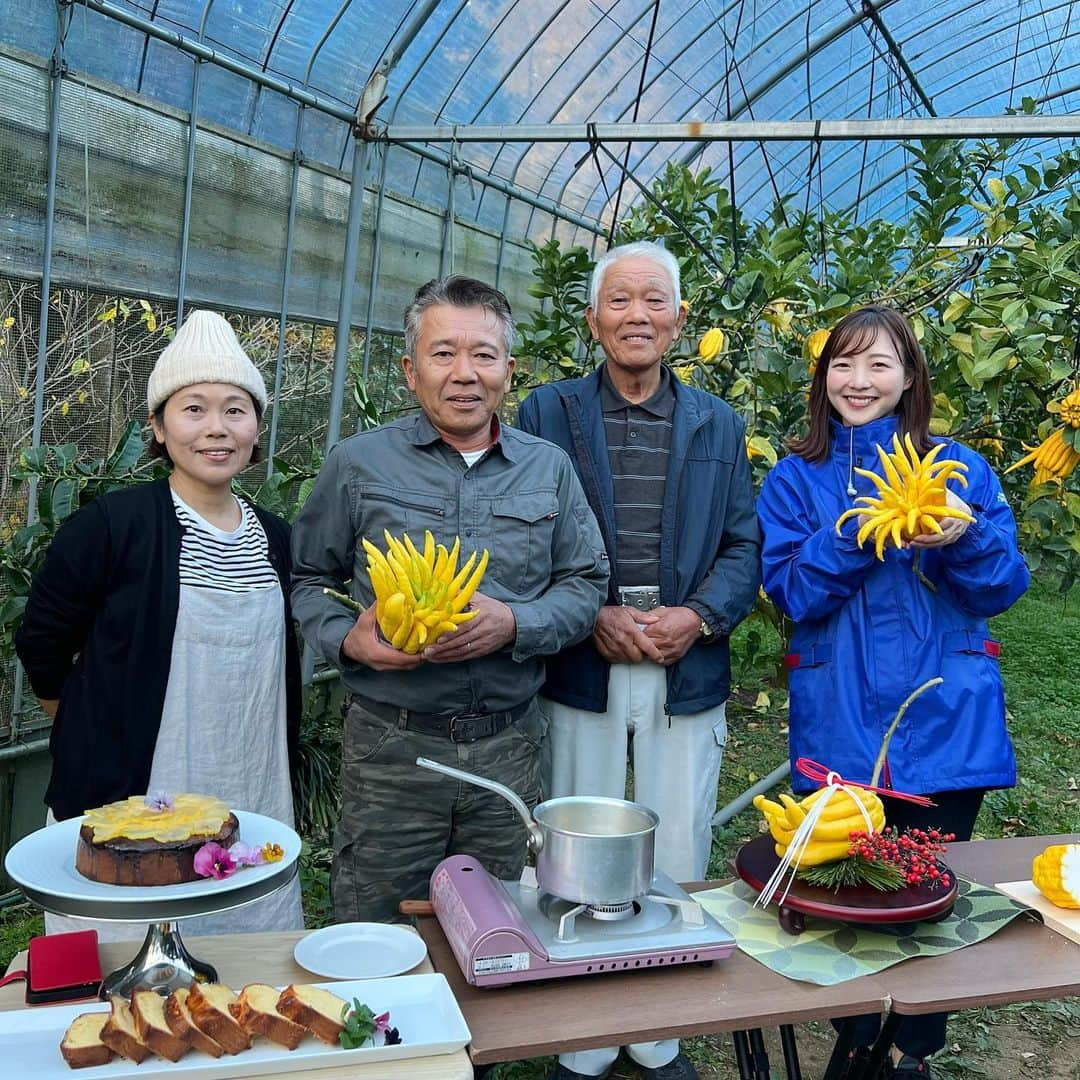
[1,7,1079,1069]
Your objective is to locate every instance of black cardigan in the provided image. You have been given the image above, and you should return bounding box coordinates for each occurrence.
[15,478,302,820]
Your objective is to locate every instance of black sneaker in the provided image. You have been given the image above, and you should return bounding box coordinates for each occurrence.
[639,1052,699,1080]
[838,1046,882,1079]
[885,1054,932,1077]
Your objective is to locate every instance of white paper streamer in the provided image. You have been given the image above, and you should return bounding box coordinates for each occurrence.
[754,772,877,909]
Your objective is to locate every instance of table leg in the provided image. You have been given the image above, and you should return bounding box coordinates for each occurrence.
[779,1024,803,1080]
[732,1030,754,1079]
[822,1019,856,1080]
[748,1028,771,1079]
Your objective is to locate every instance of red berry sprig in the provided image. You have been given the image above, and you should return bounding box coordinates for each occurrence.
[847,826,955,888]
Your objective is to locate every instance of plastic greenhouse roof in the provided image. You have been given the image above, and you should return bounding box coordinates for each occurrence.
[9,0,1080,241]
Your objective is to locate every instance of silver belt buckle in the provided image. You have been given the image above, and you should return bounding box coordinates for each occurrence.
[618,586,661,612]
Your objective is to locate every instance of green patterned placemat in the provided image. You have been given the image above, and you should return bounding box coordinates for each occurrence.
[696,878,1037,986]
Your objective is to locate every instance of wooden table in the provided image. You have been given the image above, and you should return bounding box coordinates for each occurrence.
[2,929,472,1079]
[881,834,1080,1014]
[415,836,1080,1072]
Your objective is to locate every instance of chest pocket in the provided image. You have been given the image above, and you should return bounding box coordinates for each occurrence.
[357,486,451,548]
[485,491,559,596]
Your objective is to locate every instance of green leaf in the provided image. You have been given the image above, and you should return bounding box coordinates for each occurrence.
[49,478,80,523]
[104,420,145,475]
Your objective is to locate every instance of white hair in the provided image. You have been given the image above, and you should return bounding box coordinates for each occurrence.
[589,241,682,313]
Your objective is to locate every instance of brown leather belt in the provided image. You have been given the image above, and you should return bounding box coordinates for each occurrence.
[347,694,530,743]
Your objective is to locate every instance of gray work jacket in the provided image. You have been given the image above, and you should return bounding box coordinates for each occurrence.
[290,412,609,713]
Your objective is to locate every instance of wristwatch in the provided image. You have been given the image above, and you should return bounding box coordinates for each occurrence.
[698,617,714,640]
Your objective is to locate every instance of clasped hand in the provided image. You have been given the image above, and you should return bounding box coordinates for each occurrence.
[592,604,701,666]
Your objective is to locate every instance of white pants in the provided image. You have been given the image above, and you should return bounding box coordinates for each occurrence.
[542,661,727,1076]
[541,661,727,883]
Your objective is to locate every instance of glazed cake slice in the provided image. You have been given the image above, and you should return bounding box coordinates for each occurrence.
[131,989,190,1061]
[230,983,306,1050]
[59,1012,114,1069]
[276,984,347,1045]
[99,995,152,1064]
[164,987,224,1057]
[186,982,251,1054]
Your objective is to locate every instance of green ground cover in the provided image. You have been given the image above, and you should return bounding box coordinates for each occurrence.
[0,583,1076,1078]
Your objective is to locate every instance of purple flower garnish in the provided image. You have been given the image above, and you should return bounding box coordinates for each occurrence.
[373,1012,401,1045]
[143,792,174,812]
[228,841,266,867]
[193,842,237,879]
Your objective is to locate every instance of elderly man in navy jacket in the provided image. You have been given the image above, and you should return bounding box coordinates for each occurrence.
[517,240,761,1080]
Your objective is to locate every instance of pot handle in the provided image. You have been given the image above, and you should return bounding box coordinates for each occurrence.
[415,756,544,852]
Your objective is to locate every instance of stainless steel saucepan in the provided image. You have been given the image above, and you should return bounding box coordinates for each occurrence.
[416,756,658,905]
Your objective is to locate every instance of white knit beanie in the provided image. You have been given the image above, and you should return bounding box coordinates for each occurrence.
[146,310,268,414]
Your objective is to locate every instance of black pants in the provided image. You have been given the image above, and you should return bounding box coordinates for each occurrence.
[832,787,986,1059]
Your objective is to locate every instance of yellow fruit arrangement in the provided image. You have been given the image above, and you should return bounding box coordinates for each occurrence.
[754,786,886,868]
[323,530,487,654]
[363,531,488,653]
[1031,843,1080,909]
[835,433,975,559]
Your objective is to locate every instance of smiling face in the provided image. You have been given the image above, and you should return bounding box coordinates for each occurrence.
[586,256,686,378]
[150,383,259,492]
[402,303,515,453]
[825,327,913,426]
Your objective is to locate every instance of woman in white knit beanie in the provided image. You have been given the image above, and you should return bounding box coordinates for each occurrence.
[17,309,305,940]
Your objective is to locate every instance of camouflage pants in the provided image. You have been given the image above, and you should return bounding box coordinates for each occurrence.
[331,696,545,923]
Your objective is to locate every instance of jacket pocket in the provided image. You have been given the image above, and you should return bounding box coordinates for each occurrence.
[784,643,833,669]
[484,490,560,595]
[356,484,450,542]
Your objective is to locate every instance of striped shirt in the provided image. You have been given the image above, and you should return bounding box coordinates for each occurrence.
[171,491,278,592]
[600,364,674,587]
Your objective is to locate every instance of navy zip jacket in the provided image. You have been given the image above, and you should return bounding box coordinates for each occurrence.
[15,478,302,820]
[517,365,761,715]
[758,415,1029,794]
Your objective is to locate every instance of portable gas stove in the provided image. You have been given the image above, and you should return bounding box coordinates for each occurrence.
[430,854,735,988]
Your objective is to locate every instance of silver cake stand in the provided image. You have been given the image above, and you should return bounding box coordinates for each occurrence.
[3,810,301,998]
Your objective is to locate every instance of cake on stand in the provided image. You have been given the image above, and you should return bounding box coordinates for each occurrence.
[4,810,300,997]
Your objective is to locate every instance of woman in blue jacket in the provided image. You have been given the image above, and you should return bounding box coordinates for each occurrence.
[757,306,1028,1079]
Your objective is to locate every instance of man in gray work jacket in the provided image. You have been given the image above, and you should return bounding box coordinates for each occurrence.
[291,275,608,924]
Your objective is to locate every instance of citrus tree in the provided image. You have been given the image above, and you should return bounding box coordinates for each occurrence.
[514,129,1080,595]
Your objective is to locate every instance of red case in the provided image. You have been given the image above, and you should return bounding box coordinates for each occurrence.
[26,930,102,1004]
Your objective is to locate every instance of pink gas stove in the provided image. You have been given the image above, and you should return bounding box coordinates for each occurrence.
[430,854,736,988]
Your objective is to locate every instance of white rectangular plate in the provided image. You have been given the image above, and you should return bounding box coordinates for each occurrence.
[1,974,470,1078]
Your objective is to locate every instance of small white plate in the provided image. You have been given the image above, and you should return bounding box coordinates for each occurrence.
[294,922,429,979]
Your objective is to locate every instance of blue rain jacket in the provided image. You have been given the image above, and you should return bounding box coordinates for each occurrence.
[758,415,1029,795]
[517,366,761,715]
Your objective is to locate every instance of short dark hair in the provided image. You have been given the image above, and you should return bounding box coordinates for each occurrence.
[403,275,515,359]
[147,396,264,466]
[789,305,933,464]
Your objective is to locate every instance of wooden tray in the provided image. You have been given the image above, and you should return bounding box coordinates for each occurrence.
[735,835,958,935]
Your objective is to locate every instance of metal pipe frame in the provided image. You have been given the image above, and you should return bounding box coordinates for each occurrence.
[323,0,446,453]
[561,0,880,226]
[503,0,660,239]
[267,0,355,469]
[176,1,215,323]
[15,1,71,732]
[323,138,368,452]
[382,114,1080,144]
[75,0,358,124]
